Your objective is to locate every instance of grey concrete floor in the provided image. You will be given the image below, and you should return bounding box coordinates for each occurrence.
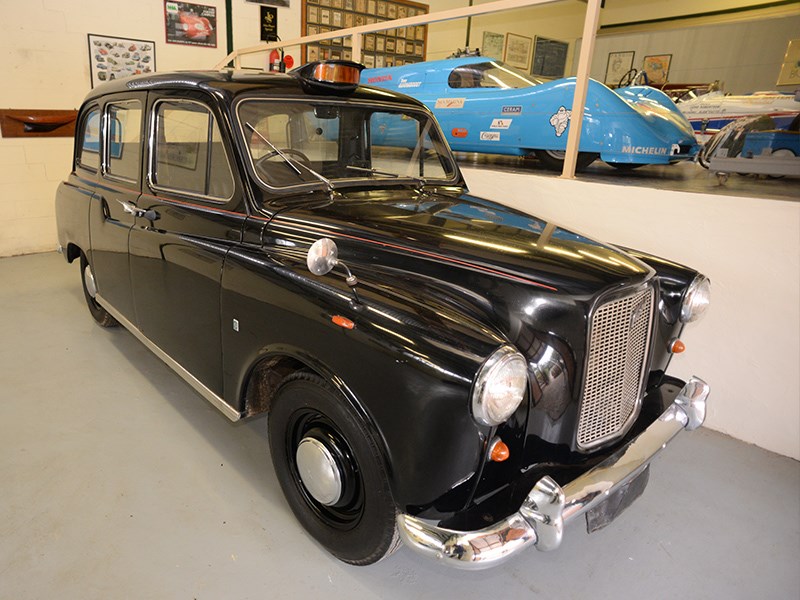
[1,251,798,599]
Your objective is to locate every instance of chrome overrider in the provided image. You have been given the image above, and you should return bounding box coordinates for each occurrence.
[397,376,710,569]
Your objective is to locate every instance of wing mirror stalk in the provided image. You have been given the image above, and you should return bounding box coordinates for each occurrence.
[307,238,361,304]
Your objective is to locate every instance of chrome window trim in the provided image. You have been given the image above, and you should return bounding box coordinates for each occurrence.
[233,96,460,193]
[146,98,236,205]
[101,99,143,186]
[576,280,657,452]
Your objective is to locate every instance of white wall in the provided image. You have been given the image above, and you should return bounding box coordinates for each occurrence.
[0,0,301,256]
[589,14,800,93]
[2,1,799,457]
[462,167,800,460]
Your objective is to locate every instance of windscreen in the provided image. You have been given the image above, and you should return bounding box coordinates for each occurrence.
[237,99,458,189]
[447,61,545,89]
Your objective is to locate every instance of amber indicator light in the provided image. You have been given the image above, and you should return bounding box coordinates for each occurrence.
[313,63,360,85]
[489,439,510,462]
[669,339,686,353]
[332,315,355,329]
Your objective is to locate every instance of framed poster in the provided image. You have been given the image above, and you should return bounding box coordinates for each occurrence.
[87,34,156,88]
[777,39,800,86]
[604,50,635,86]
[531,36,568,78]
[245,0,290,6]
[642,54,672,85]
[482,31,504,60]
[164,1,217,48]
[503,33,532,71]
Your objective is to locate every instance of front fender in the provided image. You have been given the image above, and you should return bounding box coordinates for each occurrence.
[220,243,506,515]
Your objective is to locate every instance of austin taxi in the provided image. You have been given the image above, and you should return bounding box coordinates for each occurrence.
[55,61,711,568]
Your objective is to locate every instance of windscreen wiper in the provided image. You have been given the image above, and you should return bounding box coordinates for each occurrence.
[245,122,335,196]
[345,165,426,192]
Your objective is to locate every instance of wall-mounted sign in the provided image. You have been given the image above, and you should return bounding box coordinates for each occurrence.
[260,6,279,41]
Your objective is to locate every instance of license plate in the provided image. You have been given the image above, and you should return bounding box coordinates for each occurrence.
[585,465,650,533]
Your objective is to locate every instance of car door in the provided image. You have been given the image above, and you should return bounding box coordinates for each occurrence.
[128,93,245,397]
[89,94,146,322]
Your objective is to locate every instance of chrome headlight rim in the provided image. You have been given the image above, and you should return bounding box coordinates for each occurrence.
[471,345,528,427]
[680,274,711,323]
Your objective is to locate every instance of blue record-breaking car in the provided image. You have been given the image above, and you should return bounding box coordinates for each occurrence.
[361,56,700,170]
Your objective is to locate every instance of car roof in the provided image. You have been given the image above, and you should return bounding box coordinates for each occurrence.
[82,68,427,108]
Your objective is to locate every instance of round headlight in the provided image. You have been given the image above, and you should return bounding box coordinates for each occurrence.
[680,274,711,323]
[472,346,528,426]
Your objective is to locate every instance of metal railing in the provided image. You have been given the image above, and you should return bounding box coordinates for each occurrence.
[214,0,603,179]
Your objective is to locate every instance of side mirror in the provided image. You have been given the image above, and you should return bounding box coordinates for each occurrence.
[307,238,339,276]
[307,237,361,304]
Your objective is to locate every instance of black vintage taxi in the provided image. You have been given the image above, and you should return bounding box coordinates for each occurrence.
[55,61,711,568]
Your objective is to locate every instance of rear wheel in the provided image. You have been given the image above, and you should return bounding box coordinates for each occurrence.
[268,373,400,565]
[534,149,598,172]
[80,253,117,328]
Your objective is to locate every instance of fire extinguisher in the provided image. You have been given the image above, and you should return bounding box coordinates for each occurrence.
[269,49,281,72]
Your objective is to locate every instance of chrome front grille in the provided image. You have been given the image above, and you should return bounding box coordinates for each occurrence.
[577,286,654,450]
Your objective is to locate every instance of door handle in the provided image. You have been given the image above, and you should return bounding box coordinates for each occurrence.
[142,209,160,222]
[119,200,145,218]
[118,200,159,221]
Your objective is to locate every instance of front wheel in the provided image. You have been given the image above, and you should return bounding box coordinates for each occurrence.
[534,149,598,172]
[80,253,117,327]
[268,373,400,565]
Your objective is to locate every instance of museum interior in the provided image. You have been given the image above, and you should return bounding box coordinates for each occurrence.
[1,0,798,597]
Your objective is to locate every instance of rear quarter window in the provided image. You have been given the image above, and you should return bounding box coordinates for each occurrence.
[77,108,101,171]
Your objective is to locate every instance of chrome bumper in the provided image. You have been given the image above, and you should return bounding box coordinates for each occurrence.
[397,376,710,569]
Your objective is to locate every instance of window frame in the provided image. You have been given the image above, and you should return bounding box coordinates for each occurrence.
[147,98,236,204]
[102,99,144,185]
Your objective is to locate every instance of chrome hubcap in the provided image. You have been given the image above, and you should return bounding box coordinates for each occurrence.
[296,437,343,506]
[84,265,97,298]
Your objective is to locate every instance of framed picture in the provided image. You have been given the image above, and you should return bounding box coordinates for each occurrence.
[777,39,800,86]
[246,0,290,5]
[504,33,532,70]
[164,1,217,48]
[87,34,156,88]
[642,54,672,85]
[604,51,635,86]
[531,36,568,78]
[301,0,428,64]
[482,31,504,60]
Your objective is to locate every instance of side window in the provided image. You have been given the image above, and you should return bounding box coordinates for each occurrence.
[106,101,142,182]
[152,100,234,200]
[77,108,100,171]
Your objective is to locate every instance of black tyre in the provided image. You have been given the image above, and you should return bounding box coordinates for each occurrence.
[534,149,598,172]
[80,253,118,328]
[268,373,400,565]
[609,162,645,171]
